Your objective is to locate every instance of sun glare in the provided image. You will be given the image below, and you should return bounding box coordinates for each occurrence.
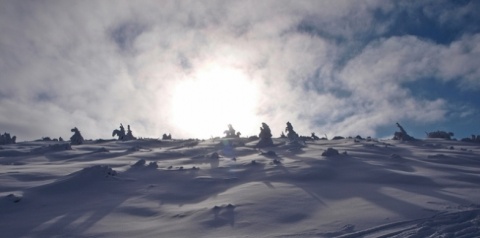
[170,65,260,138]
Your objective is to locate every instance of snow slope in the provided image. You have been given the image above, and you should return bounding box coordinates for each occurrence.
[1,137,479,237]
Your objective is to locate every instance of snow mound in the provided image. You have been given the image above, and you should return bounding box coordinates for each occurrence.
[390,153,403,160]
[209,152,220,159]
[260,150,277,157]
[322,147,340,156]
[128,146,142,152]
[287,139,305,148]
[77,165,117,178]
[131,159,158,169]
[2,194,22,203]
[209,204,237,227]
[95,147,109,153]
[30,143,72,153]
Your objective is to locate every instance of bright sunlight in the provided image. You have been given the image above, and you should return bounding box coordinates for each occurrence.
[170,64,260,138]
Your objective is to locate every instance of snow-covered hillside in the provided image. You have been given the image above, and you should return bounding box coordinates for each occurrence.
[1,137,479,237]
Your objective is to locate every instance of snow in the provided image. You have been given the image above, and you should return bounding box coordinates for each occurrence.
[1,137,479,237]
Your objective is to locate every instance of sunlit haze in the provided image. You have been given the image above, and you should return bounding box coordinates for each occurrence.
[171,64,260,138]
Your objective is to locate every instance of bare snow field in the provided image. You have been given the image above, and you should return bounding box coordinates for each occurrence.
[1,137,480,237]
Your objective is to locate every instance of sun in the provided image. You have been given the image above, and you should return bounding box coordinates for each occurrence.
[170,64,260,138]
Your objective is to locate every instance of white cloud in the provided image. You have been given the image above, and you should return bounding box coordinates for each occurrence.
[438,34,480,89]
[0,1,478,140]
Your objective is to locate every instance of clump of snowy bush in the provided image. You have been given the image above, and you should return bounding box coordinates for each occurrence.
[0,132,16,145]
[461,135,480,143]
[80,165,117,178]
[132,159,158,169]
[257,122,274,147]
[70,127,84,145]
[322,148,339,156]
[392,122,415,141]
[426,131,454,140]
[224,124,241,138]
[112,123,136,141]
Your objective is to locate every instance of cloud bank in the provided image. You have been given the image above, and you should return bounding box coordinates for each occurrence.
[1,0,479,140]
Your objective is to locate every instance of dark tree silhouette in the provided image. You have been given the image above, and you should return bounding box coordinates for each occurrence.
[285,121,299,141]
[257,122,273,147]
[0,132,16,145]
[70,127,84,145]
[224,124,239,138]
[393,122,415,141]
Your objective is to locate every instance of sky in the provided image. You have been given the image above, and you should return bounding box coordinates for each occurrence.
[1,0,479,141]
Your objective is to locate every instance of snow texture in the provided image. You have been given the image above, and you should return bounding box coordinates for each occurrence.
[1,137,479,237]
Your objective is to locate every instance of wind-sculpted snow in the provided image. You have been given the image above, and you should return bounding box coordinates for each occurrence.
[0,138,479,237]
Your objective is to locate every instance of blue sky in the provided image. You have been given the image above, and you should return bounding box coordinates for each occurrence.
[0,0,479,140]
